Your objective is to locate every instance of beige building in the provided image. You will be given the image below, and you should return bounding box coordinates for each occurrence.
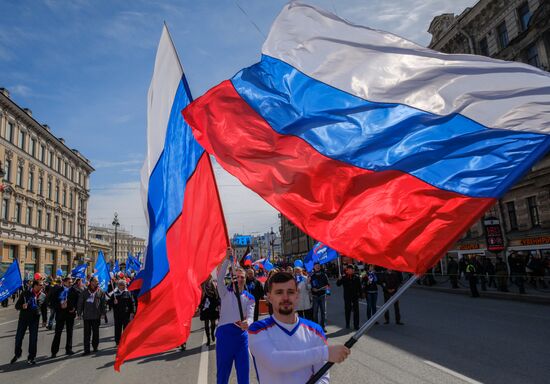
[279,213,316,261]
[88,224,146,269]
[428,0,550,262]
[0,87,94,278]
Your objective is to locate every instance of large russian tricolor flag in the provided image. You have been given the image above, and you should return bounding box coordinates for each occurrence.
[183,3,550,274]
[114,26,229,370]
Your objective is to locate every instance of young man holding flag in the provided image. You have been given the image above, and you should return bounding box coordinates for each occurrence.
[50,276,80,357]
[216,253,255,384]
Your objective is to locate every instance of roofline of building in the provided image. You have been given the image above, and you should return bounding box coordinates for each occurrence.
[0,92,95,173]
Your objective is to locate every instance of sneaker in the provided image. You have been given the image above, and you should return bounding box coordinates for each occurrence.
[27,359,36,365]
[66,350,75,356]
[82,351,90,356]
[10,356,19,364]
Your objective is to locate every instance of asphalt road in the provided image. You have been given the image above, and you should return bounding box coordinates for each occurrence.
[1,281,549,383]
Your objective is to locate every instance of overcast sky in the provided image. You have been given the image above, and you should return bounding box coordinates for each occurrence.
[0,0,476,239]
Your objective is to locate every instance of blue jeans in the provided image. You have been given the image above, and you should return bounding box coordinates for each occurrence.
[366,292,378,319]
[312,295,326,329]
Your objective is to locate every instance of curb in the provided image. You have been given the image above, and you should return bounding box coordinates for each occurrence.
[412,284,550,305]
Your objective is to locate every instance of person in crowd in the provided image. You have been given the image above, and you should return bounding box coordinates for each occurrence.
[310,262,329,332]
[199,275,220,346]
[46,277,62,330]
[77,276,107,355]
[336,264,361,330]
[495,256,509,292]
[248,271,350,383]
[109,279,135,345]
[362,264,379,321]
[466,256,480,298]
[508,251,526,294]
[458,257,467,280]
[216,253,255,384]
[10,280,46,365]
[50,276,79,357]
[245,268,264,322]
[447,256,459,288]
[484,257,496,289]
[381,269,404,325]
[294,266,312,320]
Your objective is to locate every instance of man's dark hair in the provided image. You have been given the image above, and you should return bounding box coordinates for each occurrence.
[266,271,297,293]
[32,279,42,287]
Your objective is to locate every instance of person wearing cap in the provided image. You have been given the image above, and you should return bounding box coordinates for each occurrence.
[50,276,80,357]
[108,279,135,345]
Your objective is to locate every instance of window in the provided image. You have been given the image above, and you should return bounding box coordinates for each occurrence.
[479,37,489,56]
[506,201,518,230]
[55,186,59,203]
[497,22,509,49]
[37,209,42,229]
[30,248,38,262]
[526,44,540,68]
[68,220,73,236]
[3,159,11,182]
[2,199,9,220]
[29,138,36,157]
[62,218,66,235]
[15,202,21,223]
[28,171,34,192]
[47,181,52,199]
[16,165,23,187]
[46,212,51,231]
[62,189,66,207]
[26,207,32,226]
[527,196,540,226]
[8,245,17,260]
[69,192,73,209]
[54,216,59,233]
[39,145,45,163]
[68,166,72,180]
[64,162,68,177]
[518,3,532,31]
[38,177,43,196]
[5,122,13,142]
[57,157,62,173]
[48,151,53,167]
[18,130,25,150]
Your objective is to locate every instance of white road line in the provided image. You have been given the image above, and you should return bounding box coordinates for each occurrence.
[0,319,17,326]
[424,360,484,384]
[42,358,70,379]
[197,331,209,384]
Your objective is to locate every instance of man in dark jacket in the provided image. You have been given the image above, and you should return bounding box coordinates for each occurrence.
[310,262,329,332]
[11,280,46,365]
[77,277,106,355]
[336,264,362,330]
[447,257,459,288]
[495,256,509,292]
[108,279,135,345]
[50,276,80,357]
[381,269,404,325]
[245,269,264,322]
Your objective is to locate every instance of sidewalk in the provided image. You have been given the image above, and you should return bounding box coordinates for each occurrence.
[411,276,550,305]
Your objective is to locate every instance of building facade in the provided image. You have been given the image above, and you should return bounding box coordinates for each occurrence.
[279,213,316,261]
[0,87,94,278]
[88,224,146,268]
[428,0,550,264]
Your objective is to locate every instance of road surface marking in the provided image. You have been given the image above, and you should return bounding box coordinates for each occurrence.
[424,360,483,384]
[42,358,71,378]
[197,330,209,384]
[0,319,17,326]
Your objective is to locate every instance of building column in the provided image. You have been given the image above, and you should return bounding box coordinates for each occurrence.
[38,247,46,274]
[17,243,26,279]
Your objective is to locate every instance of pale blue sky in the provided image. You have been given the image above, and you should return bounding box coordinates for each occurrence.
[0,0,475,238]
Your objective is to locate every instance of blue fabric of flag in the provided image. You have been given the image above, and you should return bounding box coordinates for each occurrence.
[113,260,120,274]
[0,261,22,302]
[56,268,63,277]
[304,242,338,272]
[262,258,274,272]
[94,251,110,292]
[71,263,87,279]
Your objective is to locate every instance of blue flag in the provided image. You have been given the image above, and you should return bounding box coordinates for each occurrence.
[126,253,141,272]
[94,251,110,292]
[0,261,22,302]
[71,263,87,278]
[112,260,120,274]
[304,242,338,272]
[262,258,274,272]
[56,268,63,277]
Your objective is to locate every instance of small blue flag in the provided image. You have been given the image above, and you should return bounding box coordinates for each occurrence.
[262,258,274,272]
[71,263,87,278]
[0,260,22,302]
[56,268,63,277]
[126,252,141,273]
[304,242,338,272]
[94,251,110,291]
[112,260,120,274]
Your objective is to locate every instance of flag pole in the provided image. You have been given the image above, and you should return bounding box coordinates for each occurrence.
[306,274,419,384]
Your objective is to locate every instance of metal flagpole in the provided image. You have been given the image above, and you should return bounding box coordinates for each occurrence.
[336,254,342,278]
[306,274,419,384]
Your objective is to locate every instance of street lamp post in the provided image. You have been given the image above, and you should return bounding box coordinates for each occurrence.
[270,227,275,262]
[112,212,120,266]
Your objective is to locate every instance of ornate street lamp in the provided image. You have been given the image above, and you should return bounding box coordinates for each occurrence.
[112,212,120,265]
